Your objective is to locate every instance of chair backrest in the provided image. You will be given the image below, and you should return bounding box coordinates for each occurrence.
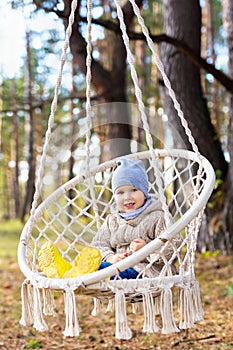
[18,149,215,287]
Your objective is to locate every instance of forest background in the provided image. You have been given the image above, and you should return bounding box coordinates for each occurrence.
[0,0,233,348]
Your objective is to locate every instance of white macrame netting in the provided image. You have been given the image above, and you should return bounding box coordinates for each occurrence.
[18,0,216,340]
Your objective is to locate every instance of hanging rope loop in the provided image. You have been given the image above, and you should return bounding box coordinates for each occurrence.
[28,0,79,226]
[17,0,216,340]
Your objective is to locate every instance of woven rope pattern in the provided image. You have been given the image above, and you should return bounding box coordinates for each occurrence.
[24,151,206,279]
[27,0,79,238]
[18,0,215,292]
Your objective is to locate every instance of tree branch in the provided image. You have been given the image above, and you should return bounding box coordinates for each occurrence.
[87,17,233,93]
[32,1,233,93]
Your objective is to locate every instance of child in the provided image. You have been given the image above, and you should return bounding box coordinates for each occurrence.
[92,158,173,279]
[38,158,177,279]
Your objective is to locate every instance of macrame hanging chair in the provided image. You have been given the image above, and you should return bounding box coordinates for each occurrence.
[18,0,216,340]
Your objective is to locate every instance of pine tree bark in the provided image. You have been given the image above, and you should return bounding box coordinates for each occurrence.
[11,80,20,218]
[160,0,230,252]
[222,0,233,252]
[160,0,227,176]
[21,32,36,222]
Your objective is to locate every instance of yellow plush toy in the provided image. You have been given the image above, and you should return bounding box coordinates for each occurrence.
[38,241,102,278]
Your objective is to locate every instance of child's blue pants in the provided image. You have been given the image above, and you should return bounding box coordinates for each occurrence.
[98,261,139,279]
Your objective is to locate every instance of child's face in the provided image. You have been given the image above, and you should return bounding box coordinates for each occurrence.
[114,185,146,213]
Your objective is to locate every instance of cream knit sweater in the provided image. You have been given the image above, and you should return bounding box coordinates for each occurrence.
[92,198,179,278]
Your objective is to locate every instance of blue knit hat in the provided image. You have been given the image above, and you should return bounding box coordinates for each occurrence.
[111,158,149,198]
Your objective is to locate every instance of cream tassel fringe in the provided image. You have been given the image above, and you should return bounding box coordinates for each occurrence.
[91,297,103,316]
[131,301,143,314]
[107,298,115,313]
[115,290,132,340]
[33,285,48,332]
[63,289,81,337]
[154,294,160,316]
[20,280,34,326]
[179,285,195,329]
[42,288,56,316]
[160,287,180,334]
[191,280,204,322]
[142,291,159,333]
[179,281,204,329]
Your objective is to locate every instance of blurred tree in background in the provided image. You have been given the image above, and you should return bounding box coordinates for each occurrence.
[1,0,232,253]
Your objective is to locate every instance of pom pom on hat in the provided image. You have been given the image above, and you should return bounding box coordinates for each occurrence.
[111,158,149,198]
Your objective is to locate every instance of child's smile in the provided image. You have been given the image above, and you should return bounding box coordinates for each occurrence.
[124,202,135,210]
[114,185,146,213]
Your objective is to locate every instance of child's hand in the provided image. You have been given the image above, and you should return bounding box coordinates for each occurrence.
[106,252,128,264]
[130,238,146,253]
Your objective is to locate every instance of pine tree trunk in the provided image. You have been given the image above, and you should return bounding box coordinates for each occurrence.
[160,0,230,252]
[11,80,20,218]
[160,0,227,175]
[222,0,233,252]
[21,32,36,222]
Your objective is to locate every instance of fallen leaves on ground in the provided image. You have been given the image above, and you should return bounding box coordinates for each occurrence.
[0,255,232,350]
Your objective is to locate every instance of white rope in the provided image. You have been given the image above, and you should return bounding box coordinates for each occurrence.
[114,0,171,227]
[115,289,132,339]
[27,0,78,229]
[17,2,216,339]
[84,0,102,229]
[128,0,201,158]
[85,0,93,172]
[128,0,205,208]
[20,280,34,326]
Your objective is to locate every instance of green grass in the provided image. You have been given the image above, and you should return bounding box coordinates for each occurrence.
[0,219,24,259]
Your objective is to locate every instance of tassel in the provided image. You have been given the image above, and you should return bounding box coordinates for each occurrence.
[131,302,137,314]
[160,287,180,334]
[63,289,81,337]
[142,291,159,333]
[106,298,115,313]
[33,285,48,332]
[154,294,160,316]
[191,280,204,322]
[19,280,34,326]
[179,285,195,329]
[131,300,143,314]
[42,288,56,316]
[115,290,132,340]
[91,297,102,316]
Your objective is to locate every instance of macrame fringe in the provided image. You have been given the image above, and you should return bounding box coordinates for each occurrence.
[132,302,141,314]
[179,285,195,329]
[142,291,159,333]
[131,301,143,314]
[179,281,204,329]
[154,293,160,316]
[63,289,81,337]
[33,285,48,332]
[191,280,204,322]
[91,297,103,316]
[160,287,180,334]
[107,298,115,313]
[92,297,114,315]
[42,288,56,316]
[20,280,34,326]
[131,302,137,314]
[115,290,132,340]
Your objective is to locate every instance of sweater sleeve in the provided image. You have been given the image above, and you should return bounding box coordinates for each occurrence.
[148,212,183,271]
[91,216,115,261]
